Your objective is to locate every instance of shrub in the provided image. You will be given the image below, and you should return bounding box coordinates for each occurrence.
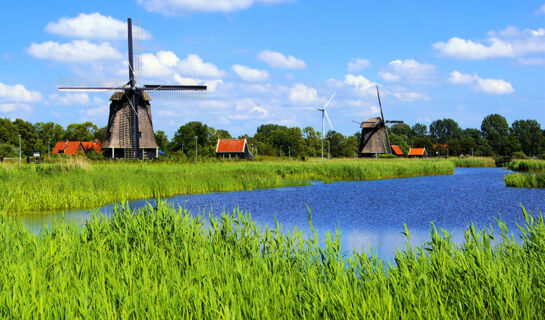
[512,151,529,159]
[378,153,396,159]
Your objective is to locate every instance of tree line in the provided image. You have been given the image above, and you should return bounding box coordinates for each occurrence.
[0,114,543,159]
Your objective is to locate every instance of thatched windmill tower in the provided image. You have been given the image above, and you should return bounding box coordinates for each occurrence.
[58,18,206,159]
[357,86,403,157]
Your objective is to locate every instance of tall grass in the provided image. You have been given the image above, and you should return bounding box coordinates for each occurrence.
[0,159,454,214]
[505,173,545,188]
[508,160,545,173]
[0,202,543,318]
[449,156,496,168]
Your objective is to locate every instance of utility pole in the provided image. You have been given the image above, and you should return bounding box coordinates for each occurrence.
[48,139,51,158]
[18,134,21,165]
[194,136,198,165]
[327,140,330,160]
[288,146,291,158]
[471,148,474,157]
[279,145,282,157]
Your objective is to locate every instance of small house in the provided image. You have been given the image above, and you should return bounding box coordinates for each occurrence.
[216,139,253,160]
[391,145,404,157]
[408,148,428,158]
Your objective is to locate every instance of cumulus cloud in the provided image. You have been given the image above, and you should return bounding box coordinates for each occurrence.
[537,3,545,15]
[447,71,514,95]
[347,58,370,72]
[0,83,42,102]
[289,83,322,104]
[48,93,91,106]
[28,40,122,63]
[388,87,430,102]
[433,26,545,60]
[138,0,294,14]
[229,98,269,120]
[45,13,151,40]
[378,59,437,84]
[257,50,306,69]
[178,54,226,78]
[142,51,179,77]
[344,74,375,95]
[232,65,270,82]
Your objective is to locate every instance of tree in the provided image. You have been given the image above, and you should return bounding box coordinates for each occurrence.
[430,119,462,143]
[13,119,38,156]
[411,123,428,137]
[389,133,410,154]
[65,122,98,141]
[511,120,544,156]
[171,122,210,156]
[154,130,170,152]
[481,114,509,138]
[390,123,412,137]
[325,130,346,158]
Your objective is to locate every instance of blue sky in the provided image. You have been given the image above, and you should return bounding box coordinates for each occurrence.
[1,0,544,138]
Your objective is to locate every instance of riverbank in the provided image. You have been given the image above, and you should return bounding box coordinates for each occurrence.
[505,160,545,188]
[0,202,542,318]
[0,159,455,214]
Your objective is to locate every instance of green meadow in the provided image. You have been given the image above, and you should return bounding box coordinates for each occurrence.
[505,160,545,188]
[0,202,543,318]
[0,158,455,214]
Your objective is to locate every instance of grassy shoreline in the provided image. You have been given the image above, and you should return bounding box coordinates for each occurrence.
[0,202,543,318]
[505,160,545,188]
[1,159,455,214]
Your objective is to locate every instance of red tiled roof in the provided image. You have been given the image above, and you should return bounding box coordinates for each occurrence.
[81,141,103,154]
[391,145,404,155]
[216,139,246,153]
[52,141,101,155]
[408,148,426,156]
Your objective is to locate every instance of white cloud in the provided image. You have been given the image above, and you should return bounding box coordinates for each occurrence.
[142,51,179,78]
[344,74,376,95]
[178,54,225,78]
[447,71,514,95]
[257,50,306,69]
[517,57,545,65]
[138,0,293,14]
[389,89,430,102]
[433,26,545,60]
[0,103,33,113]
[0,83,42,102]
[45,13,151,40]
[231,64,270,82]
[447,70,475,85]
[537,4,545,15]
[28,40,122,63]
[378,59,437,84]
[347,58,370,72]
[229,98,269,120]
[289,83,322,104]
[48,93,90,106]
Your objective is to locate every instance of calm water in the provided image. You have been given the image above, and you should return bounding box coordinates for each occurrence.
[17,168,545,260]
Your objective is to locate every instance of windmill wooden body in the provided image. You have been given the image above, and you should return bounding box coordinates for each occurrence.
[58,18,206,159]
[357,86,403,157]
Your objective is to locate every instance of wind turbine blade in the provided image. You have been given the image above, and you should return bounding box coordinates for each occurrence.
[323,92,336,109]
[325,110,333,130]
[303,107,320,111]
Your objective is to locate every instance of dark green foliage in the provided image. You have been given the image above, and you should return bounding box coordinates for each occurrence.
[0,203,543,318]
[378,153,396,158]
[430,118,462,143]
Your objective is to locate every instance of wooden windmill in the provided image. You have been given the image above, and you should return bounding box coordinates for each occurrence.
[58,18,207,159]
[357,86,403,157]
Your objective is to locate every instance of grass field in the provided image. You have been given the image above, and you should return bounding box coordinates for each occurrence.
[0,158,455,214]
[0,202,543,318]
[505,160,545,188]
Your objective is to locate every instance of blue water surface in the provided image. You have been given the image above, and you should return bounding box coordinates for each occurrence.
[17,168,545,260]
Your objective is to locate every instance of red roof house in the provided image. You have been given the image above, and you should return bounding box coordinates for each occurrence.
[408,148,428,157]
[216,139,253,159]
[391,145,404,156]
[52,141,102,155]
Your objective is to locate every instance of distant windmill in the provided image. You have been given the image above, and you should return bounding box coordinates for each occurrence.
[305,93,335,160]
[58,18,207,159]
[356,86,403,157]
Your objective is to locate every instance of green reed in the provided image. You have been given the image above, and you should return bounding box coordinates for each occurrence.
[505,173,545,188]
[0,159,454,214]
[508,160,545,173]
[449,157,496,168]
[0,202,543,318]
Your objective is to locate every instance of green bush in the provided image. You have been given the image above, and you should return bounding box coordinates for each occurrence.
[378,153,396,159]
[511,151,529,159]
[0,143,18,157]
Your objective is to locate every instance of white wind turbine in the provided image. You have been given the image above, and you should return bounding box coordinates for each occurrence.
[305,93,336,160]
